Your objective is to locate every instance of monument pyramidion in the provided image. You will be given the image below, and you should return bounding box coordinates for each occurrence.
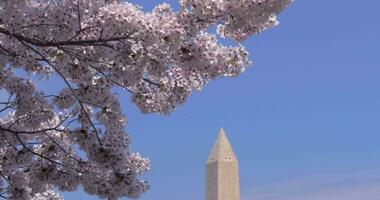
[206,128,240,200]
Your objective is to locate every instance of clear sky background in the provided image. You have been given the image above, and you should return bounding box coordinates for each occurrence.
[60,0,380,199]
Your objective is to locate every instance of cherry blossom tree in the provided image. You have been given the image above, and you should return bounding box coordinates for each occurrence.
[0,0,292,199]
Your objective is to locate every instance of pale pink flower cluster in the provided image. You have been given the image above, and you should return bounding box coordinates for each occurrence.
[0,0,291,199]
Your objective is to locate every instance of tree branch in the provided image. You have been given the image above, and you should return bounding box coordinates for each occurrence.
[0,27,134,48]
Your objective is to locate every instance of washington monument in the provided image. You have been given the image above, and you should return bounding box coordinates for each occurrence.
[206,128,240,200]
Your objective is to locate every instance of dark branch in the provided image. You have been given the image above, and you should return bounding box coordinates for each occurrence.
[0,27,134,47]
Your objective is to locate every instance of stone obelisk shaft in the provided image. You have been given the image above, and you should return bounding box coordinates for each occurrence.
[206,128,240,200]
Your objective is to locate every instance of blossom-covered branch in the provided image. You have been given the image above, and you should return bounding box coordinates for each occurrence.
[0,0,292,199]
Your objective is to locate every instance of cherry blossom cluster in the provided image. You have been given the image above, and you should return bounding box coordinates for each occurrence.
[0,0,291,199]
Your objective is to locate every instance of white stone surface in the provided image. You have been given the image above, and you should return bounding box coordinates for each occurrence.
[206,128,240,200]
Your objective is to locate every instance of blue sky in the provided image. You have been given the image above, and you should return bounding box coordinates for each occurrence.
[60,0,380,199]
